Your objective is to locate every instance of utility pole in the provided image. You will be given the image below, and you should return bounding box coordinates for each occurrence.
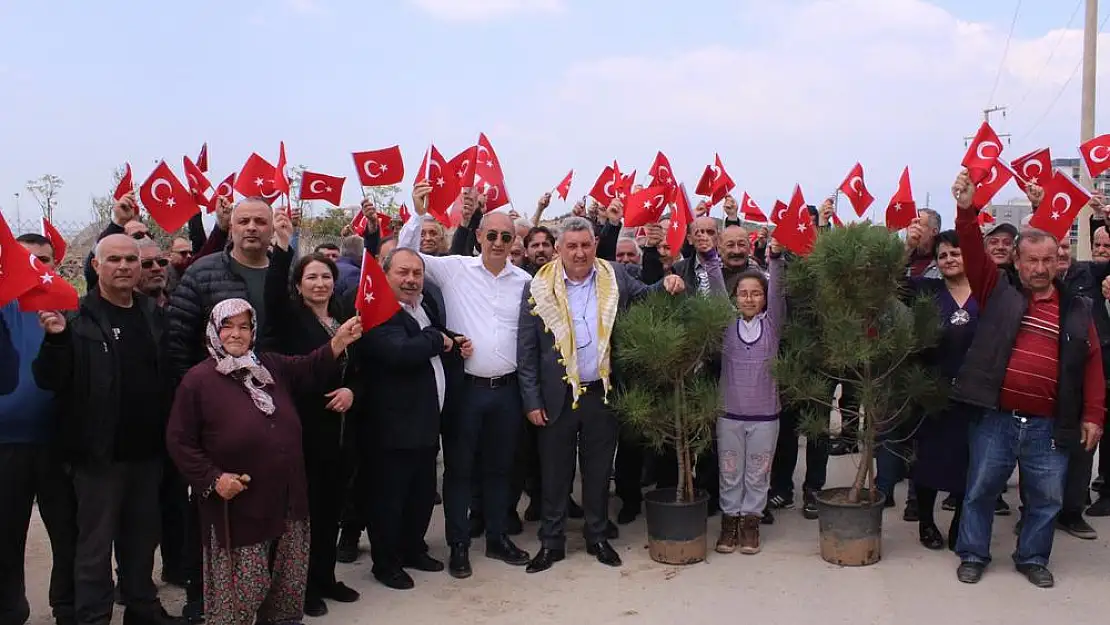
[13,193,19,226]
[1078,0,1099,260]
[964,106,1013,146]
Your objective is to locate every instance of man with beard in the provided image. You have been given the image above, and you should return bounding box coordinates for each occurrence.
[523,227,555,275]
[136,241,171,307]
[718,225,761,293]
[671,217,727,297]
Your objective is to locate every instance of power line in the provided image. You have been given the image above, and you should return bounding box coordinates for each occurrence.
[988,0,1024,106]
[1014,0,1083,111]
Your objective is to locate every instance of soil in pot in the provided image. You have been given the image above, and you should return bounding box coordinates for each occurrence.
[814,487,886,567]
[643,487,709,565]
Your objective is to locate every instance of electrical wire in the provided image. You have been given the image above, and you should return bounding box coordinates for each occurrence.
[987,0,1024,106]
[1014,0,1083,111]
[1018,7,1110,143]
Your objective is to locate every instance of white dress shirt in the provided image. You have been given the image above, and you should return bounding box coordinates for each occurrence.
[564,267,600,382]
[401,296,446,411]
[398,217,532,377]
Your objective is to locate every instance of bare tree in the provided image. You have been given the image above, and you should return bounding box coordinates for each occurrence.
[89,167,127,223]
[26,174,64,222]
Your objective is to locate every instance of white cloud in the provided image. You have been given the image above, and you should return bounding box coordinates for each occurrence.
[408,0,563,21]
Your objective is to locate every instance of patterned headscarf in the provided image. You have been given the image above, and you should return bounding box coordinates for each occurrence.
[205,298,276,415]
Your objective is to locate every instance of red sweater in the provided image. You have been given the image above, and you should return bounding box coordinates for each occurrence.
[955,207,1105,427]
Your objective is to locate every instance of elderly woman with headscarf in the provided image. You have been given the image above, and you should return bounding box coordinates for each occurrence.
[166,298,362,625]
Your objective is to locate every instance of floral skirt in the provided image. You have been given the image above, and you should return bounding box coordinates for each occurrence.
[203,519,310,625]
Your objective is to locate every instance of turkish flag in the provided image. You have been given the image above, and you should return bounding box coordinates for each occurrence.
[18,254,78,312]
[884,167,916,231]
[235,153,280,204]
[1080,134,1110,179]
[473,134,510,210]
[776,185,817,256]
[555,169,573,201]
[667,183,694,254]
[196,143,209,173]
[739,192,768,222]
[351,211,368,237]
[588,166,619,207]
[398,203,411,224]
[273,141,290,196]
[978,211,996,226]
[377,213,394,238]
[449,146,478,189]
[1010,148,1053,192]
[648,151,676,190]
[769,200,788,225]
[838,162,874,217]
[414,145,459,227]
[356,251,401,331]
[623,185,670,228]
[140,161,200,233]
[114,163,134,201]
[1029,168,1093,240]
[41,217,67,262]
[962,122,1003,184]
[211,173,235,213]
[183,155,212,209]
[708,154,735,205]
[299,171,345,206]
[352,146,405,187]
[972,160,1015,209]
[0,213,43,307]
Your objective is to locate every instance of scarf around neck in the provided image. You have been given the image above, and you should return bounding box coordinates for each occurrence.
[205,298,276,415]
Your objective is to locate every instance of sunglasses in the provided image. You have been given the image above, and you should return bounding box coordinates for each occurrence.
[141,258,169,269]
[485,230,514,244]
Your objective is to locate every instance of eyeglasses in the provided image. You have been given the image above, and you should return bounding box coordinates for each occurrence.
[141,258,169,269]
[485,230,514,244]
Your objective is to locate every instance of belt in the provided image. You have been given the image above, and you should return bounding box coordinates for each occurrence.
[580,379,605,392]
[1007,409,1047,421]
[465,372,517,389]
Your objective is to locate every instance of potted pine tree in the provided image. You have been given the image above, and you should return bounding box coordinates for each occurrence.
[613,292,735,565]
[773,224,945,566]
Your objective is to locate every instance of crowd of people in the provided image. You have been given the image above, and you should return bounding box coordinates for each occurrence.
[2,167,1109,625]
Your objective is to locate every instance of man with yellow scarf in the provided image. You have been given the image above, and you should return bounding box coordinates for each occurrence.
[517,216,686,573]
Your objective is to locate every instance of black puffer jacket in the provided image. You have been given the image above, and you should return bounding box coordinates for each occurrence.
[165,250,251,381]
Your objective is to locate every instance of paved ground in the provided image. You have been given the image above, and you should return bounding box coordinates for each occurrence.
[22,451,1110,625]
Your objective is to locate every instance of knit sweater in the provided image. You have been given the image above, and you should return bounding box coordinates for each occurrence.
[720,256,785,421]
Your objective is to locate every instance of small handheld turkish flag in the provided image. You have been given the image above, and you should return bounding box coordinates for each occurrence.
[962,122,1003,184]
[356,251,401,331]
[18,253,78,312]
[623,185,669,228]
[972,161,1015,208]
[41,217,67,262]
[196,142,209,173]
[770,200,788,225]
[1080,134,1110,179]
[273,142,290,196]
[1028,168,1092,240]
[350,211,368,237]
[1010,148,1053,192]
[114,163,134,201]
[473,133,511,210]
[838,162,874,217]
[648,151,676,191]
[140,162,200,233]
[588,166,619,207]
[352,146,405,187]
[776,185,817,256]
[555,169,574,201]
[399,203,411,224]
[235,153,280,204]
[739,192,768,222]
[415,145,460,228]
[667,183,694,254]
[0,212,42,307]
[183,155,212,209]
[212,173,236,213]
[884,167,916,231]
[299,171,345,206]
[449,146,478,189]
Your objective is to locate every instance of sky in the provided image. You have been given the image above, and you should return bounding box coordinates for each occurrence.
[0,0,1108,231]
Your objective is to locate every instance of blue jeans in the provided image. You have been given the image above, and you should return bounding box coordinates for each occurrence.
[956,410,1068,567]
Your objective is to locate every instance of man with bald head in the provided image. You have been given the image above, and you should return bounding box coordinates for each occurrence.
[671,216,727,297]
[399,182,534,579]
[35,234,183,625]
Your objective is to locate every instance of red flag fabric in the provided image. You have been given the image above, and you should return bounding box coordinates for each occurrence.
[273,142,290,196]
[838,162,875,217]
[40,217,67,262]
[884,167,916,231]
[555,170,573,201]
[708,154,735,205]
[667,183,694,254]
[473,134,510,210]
[414,146,459,227]
[352,146,405,187]
[183,155,212,209]
[776,185,817,256]
[18,253,78,312]
[196,143,209,173]
[351,211,368,237]
[588,166,619,207]
[978,211,996,226]
[299,171,345,206]
[962,122,1003,184]
[1028,168,1093,240]
[211,173,235,213]
[739,192,768,222]
[0,213,43,307]
[623,185,669,228]
[648,151,676,190]
[377,213,394,238]
[114,163,134,201]
[1080,134,1110,179]
[695,165,715,196]
[235,153,280,203]
[449,146,478,189]
[399,203,411,224]
[972,160,1015,209]
[1010,148,1053,191]
[140,161,201,233]
[770,200,788,225]
[356,251,401,331]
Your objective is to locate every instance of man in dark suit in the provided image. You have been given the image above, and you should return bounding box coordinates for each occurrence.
[516,217,686,573]
[356,247,469,590]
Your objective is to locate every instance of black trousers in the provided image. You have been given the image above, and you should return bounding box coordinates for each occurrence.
[157,457,188,580]
[368,447,437,575]
[1063,445,1095,516]
[537,390,619,549]
[0,444,77,625]
[508,422,543,510]
[770,408,829,497]
[72,460,162,625]
[614,426,646,511]
[304,433,348,598]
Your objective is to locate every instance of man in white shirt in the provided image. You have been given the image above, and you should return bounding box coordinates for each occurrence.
[398,183,533,578]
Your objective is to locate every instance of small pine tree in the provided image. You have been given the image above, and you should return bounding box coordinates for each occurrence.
[613,292,735,503]
[773,224,947,504]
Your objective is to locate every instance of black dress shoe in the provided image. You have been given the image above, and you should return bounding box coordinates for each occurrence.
[485,535,530,566]
[761,507,775,525]
[468,515,485,539]
[434,491,443,505]
[336,529,360,563]
[403,552,445,572]
[448,545,472,579]
[918,523,944,550]
[322,581,359,603]
[1016,563,1055,588]
[525,547,566,573]
[606,521,619,540]
[567,498,585,519]
[506,511,524,536]
[523,500,541,522]
[956,561,985,584]
[586,540,622,567]
[303,595,328,617]
[374,568,415,590]
[616,505,640,525]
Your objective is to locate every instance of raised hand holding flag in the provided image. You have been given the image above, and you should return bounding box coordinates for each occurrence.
[1028,168,1093,240]
[775,185,816,256]
[884,167,916,231]
[962,122,1003,184]
[355,251,400,331]
[114,163,134,201]
[838,163,874,217]
[555,170,573,201]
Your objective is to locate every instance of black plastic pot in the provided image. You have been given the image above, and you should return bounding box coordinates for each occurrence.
[643,487,708,565]
[814,487,886,566]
